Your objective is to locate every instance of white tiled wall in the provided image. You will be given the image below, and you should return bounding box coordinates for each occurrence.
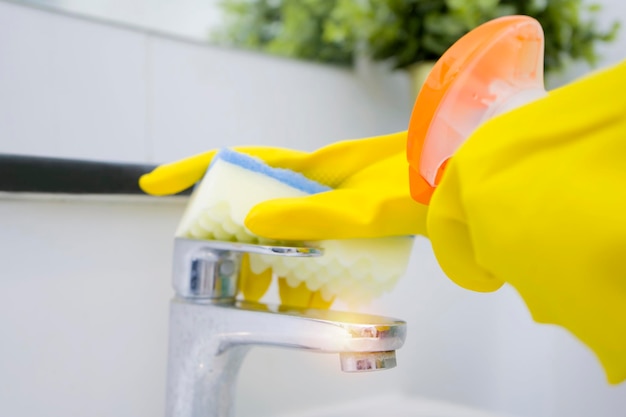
[0,1,148,162]
[147,39,412,162]
[0,0,412,163]
[1,1,626,417]
[2,0,624,162]
[0,195,183,417]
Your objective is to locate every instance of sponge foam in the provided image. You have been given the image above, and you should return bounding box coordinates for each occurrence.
[176,149,327,241]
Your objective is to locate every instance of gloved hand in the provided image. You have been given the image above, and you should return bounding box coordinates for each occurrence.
[427,60,626,383]
[140,131,427,240]
[141,132,426,309]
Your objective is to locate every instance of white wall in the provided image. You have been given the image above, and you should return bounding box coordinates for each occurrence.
[0,0,412,163]
[0,195,183,417]
[1,1,626,417]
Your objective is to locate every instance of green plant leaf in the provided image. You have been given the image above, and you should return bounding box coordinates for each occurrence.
[213,0,620,74]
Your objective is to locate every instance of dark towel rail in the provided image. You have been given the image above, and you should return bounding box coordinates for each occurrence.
[0,154,191,195]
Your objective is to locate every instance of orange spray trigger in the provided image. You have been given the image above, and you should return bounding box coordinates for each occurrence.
[406,15,547,205]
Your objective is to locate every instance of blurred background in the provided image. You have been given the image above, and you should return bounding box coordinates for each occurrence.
[1,1,625,416]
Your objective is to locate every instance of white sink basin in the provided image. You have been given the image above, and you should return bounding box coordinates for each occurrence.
[279,394,515,417]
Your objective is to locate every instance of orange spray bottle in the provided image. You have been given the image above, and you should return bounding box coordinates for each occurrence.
[407,15,547,205]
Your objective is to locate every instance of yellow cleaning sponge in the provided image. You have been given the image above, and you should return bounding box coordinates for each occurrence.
[176,148,414,308]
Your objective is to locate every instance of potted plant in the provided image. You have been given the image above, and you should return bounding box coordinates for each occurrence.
[214,0,618,92]
[212,0,355,66]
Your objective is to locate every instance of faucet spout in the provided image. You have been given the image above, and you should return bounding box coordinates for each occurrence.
[220,301,406,353]
[165,298,406,417]
[165,238,407,417]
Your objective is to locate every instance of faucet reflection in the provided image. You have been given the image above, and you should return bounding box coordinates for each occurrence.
[166,238,407,417]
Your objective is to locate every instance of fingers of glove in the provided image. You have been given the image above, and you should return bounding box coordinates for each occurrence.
[339,151,409,188]
[244,151,428,240]
[139,150,217,196]
[139,131,406,195]
[291,131,407,186]
[139,146,308,195]
[238,253,273,302]
[245,188,427,240]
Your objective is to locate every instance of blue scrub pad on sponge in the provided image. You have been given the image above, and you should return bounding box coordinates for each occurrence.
[212,148,331,195]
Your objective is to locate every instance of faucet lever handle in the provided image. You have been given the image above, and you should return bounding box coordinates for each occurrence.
[177,238,322,257]
[171,238,322,300]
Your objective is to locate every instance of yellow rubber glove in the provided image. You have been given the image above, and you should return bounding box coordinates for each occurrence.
[428,60,626,383]
[140,131,427,240]
[141,132,426,309]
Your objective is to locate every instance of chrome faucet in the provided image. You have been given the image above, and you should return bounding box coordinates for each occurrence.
[165,237,407,417]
